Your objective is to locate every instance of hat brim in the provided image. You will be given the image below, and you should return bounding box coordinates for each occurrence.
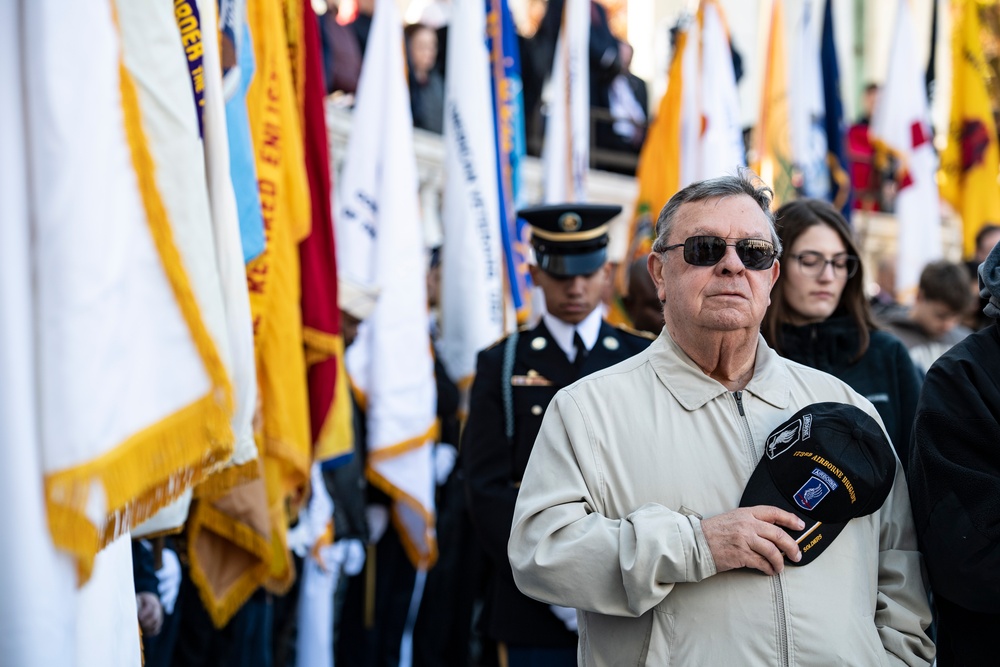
[536,247,608,277]
[739,464,849,567]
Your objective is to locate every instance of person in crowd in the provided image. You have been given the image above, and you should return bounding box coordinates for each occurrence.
[974,223,1000,264]
[621,257,663,335]
[463,203,654,667]
[319,0,363,96]
[593,40,647,169]
[761,198,922,463]
[869,256,898,316]
[520,0,621,156]
[848,83,896,212]
[345,0,374,57]
[336,275,423,667]
[962,224,1000,331]
[312,279,376,663]
[908,242,1000,665]
[413,246,492,667]
[134,540,164,642]
[507,171,934,665]
[405,23,445,134]
[880,260,973,373]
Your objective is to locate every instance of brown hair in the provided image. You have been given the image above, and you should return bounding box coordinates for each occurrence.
[762,199,876,362]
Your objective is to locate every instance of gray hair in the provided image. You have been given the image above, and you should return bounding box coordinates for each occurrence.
[650,169,783,256]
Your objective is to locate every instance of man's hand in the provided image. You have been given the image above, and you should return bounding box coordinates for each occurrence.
[136,591,164,637]
[701,506,804,576]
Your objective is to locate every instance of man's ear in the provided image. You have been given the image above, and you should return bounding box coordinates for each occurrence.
[528,264,541,284]
[647,252,666,300]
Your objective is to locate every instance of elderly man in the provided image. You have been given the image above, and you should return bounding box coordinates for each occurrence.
[509,173,934,665]
[463,203,654,667]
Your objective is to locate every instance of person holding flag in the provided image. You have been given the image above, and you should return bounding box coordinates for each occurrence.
[463,203,653,666]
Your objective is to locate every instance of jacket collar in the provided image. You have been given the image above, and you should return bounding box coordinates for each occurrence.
[648,329,791,411]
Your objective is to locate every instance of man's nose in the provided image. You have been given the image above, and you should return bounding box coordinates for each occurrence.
[716,245,745,274]
[566,275,587,294]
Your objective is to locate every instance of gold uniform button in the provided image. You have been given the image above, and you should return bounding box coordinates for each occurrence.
[531,405,543,416]
[603,336,620,351]
[531,336,547,350]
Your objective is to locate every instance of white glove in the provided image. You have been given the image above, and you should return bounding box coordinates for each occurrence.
[156,548,181,615]
[433,443,458,486]
[341,539,366,576]
[288,464,336,557]
[366,505,390,545]
[549,605,578,633]
[286,521,310,558]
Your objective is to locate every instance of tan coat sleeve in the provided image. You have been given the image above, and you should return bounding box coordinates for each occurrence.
[508,389,717,617]
[875,458,935,666]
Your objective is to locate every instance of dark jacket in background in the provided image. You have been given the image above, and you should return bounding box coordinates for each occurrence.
[774,316,922,464]
[908,321,1000,666]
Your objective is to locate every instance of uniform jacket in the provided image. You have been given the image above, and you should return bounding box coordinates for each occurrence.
[463,318,653,647]
[510,330,934,666]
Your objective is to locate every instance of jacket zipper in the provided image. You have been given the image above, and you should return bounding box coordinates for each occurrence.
[733,391,790,667]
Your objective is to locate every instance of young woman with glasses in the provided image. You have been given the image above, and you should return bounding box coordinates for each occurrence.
[761,199,922,464]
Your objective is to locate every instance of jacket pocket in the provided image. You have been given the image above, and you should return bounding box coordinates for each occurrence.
[642,609,675,665]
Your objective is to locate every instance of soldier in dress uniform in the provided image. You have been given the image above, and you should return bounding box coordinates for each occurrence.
[462,203,655,667]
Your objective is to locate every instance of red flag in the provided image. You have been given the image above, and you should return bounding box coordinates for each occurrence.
[300,0,353,464]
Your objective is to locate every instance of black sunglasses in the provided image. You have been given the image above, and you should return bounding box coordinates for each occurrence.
[661,236,778,270]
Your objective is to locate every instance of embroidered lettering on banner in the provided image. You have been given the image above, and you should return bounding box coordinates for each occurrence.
[174,0,206,136]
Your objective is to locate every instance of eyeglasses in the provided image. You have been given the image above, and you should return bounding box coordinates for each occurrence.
[791,251,859,279]
[660,236,778,271]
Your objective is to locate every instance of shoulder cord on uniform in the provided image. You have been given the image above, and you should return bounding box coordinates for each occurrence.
[502,330,519,445]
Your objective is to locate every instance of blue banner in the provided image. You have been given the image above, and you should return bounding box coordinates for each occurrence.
[487,0,531,323]
[821,0,853,216]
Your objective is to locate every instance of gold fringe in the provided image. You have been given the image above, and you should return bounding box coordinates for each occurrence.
[366,464,438,571]
[367,422,439,464]
[302,326,342,364]
[195,459,262,501]
[186,498,270,628]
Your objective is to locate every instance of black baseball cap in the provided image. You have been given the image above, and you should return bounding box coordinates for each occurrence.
[739,402,896,566]
[518,203,621,277]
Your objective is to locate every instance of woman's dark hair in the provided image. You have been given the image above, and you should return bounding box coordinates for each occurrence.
[762,198,876,362]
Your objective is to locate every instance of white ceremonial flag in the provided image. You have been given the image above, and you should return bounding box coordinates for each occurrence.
[788,0,830,200]
[697,0,746,182]
[24,0,234,585]
[542,0,590,203]
[870,0,942,303]
[133,0,259,538]
[0,4,78,661]
[439,0,506,403]
[336,0,438,569]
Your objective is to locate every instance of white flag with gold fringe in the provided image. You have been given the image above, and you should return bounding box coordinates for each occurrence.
[336,0,438,569]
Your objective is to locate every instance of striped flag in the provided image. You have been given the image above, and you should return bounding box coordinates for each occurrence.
[939,0,1000,257]
[336,0,438,569]
[870,0,942,302]
[487,0,532,325]
[440,0,507,407]
[542,0,590,203]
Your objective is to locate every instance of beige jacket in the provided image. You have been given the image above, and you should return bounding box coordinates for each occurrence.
[509,331,934,666]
